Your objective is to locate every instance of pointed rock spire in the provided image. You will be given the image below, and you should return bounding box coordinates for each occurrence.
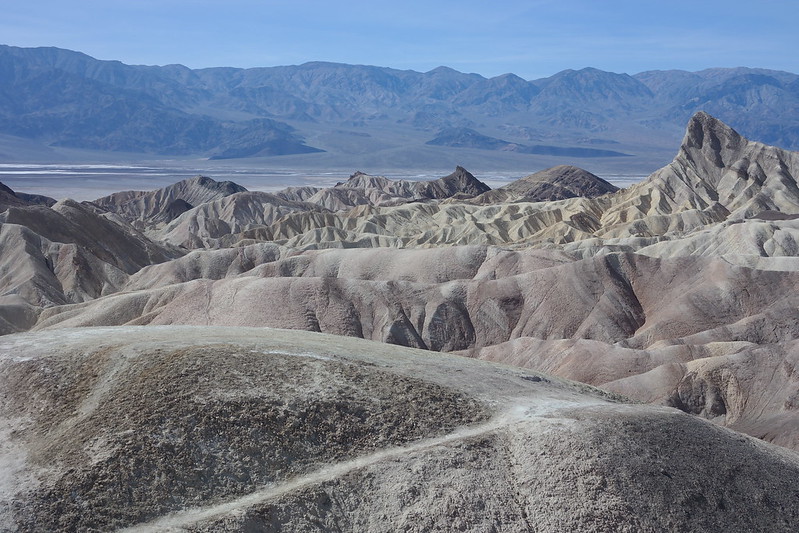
[680,111,747,168]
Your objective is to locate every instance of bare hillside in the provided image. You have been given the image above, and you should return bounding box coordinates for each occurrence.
[2,327,799,532]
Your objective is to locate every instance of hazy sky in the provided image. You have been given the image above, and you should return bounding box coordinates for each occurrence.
[3,0,797,79]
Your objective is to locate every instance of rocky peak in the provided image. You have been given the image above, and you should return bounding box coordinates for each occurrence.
[0,181,15,197]
[679,111,748,169]
[182,175,248,196]
[471,165,616,204]
[338,172,394,191]
[0,180,33,211]
[432,166,491,197]
[624,112,799,222]
[333,167,490,202]
[516,165,617,195]
[162,198,194,222]
[0,188,21,210]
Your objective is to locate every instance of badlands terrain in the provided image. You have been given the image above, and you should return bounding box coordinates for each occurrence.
[2,111,799,530]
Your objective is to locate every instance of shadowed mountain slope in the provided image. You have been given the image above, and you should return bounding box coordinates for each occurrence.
[0,181,53,210]
[0,181,31,211]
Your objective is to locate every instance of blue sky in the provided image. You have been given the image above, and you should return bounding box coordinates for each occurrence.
[3,0,797,79]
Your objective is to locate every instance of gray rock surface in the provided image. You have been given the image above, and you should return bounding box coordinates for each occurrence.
[0,182,32,211]
[2,326,798,532]
[27,246,799,450]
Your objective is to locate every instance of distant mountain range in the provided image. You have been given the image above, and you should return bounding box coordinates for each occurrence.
[1,44,798,169]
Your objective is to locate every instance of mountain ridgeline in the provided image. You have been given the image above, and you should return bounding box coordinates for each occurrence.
[1,44,799,165]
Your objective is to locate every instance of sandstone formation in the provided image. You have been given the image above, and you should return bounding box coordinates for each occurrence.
[2,327,799,532]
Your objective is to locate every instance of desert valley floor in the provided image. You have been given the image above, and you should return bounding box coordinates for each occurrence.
[2,112,799,531]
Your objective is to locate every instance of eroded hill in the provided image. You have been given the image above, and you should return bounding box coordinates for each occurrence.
[2,113,799,467]
[2,327,799,532]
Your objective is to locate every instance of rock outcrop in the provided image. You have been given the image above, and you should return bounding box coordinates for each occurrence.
[92,175,248,229]
[0,181,32,211]
[594,111,799,237]
[299,166,491,212]
[472,165,619,203]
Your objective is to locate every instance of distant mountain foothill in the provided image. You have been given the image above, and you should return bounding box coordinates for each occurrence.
[1,44,798,167]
